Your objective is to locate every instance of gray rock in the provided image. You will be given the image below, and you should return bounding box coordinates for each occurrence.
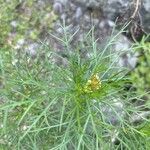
[70,2,77,11]
[114,34,131,52]
[56,27,64,34]
[99,19,115,29]
[103,0,133,19]
[56,0,68,6]
[99,99,124,125]
[141,0,150,33]
[60,13,67,21]
[10,20,18,28]
[112,33,137,69]
[75,0,132,16]
[129,111,150,123]
[92,18,99,25]
[83,14,91,23]
[119,53,138,69]
[53,2,63,14]
[75,0,105,8]
[143,0,150,12]
[25,43,39,57]
[14,39,25,49]
[75,7,83,21]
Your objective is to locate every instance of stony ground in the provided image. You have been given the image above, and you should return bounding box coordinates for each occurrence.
[4,0,150,67]
[0,1,150,148]
[49,0,149,67]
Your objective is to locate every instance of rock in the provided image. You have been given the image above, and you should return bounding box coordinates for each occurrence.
[56,26,64,34]
[114,34,131,52]
[129,111,150,123]
[141,0,150,33]
[75,7,82,21]
[99,99,124,125]
[92,18,99,25]
[75,0,132,19]
[14,39,25,49]
[99,19,115,29]
[70,2,77,11]
[60,13,67,21]
[75,0,104,9]
[84,14,91,23]
[53,2,63,14]
[10,20,18,28]
[143,0,150,12]
[119,53,138,69]
[25,43,39,57]
[103,0,150,33]
[107,20,115,27]
[112,33,137,69]
[56,0,68,6]
[103,0,133,20]
[50,0,148,67]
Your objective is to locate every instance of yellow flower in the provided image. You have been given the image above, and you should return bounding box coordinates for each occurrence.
[84,73,101,93]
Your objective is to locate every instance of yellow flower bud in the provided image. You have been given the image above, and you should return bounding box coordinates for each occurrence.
[84,73,101,93]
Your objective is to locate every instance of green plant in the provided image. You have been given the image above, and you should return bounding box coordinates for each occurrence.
[129,36,150,147]
[0,25,149,149]
[131,36,150,96]
[130,36,150,113]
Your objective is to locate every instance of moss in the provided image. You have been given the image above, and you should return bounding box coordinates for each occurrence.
[0,0,57,50]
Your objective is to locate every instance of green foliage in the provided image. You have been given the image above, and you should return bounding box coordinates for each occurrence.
[129,36,150,148]
[140,123,150,137]
[131,36,150,96]
[0,25,149,149]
